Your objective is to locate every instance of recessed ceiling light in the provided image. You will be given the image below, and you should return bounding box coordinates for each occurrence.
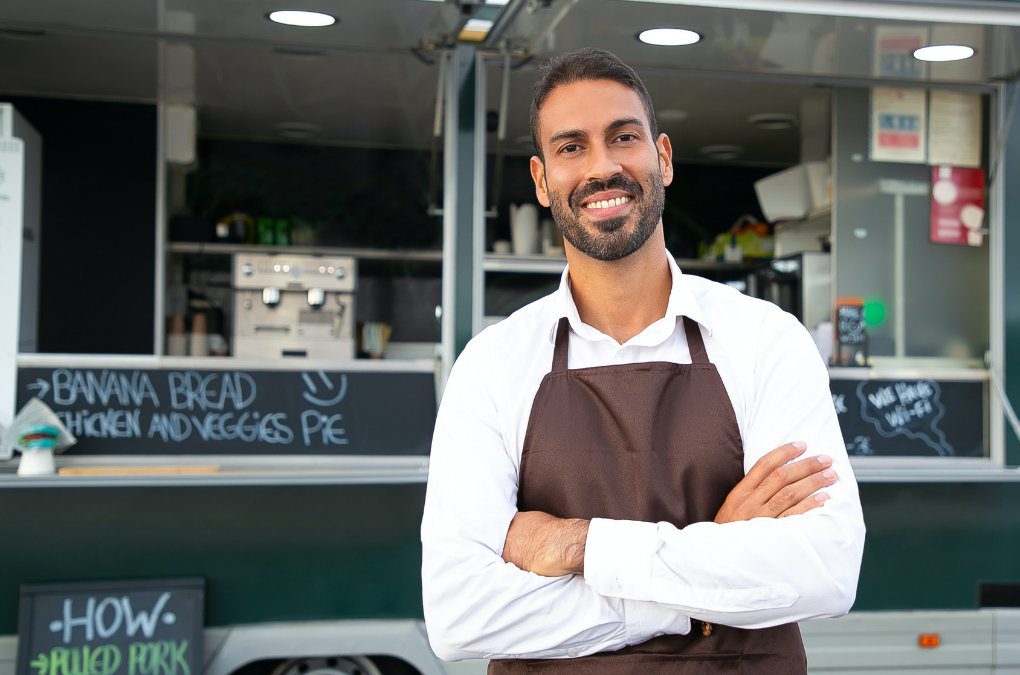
[275,122,322,139]
[913,44,974,62]
[267,10,336,27]
[658,109,689,123]
[748,113,798,130]
[699,144,744,160]
[638,28,701,46]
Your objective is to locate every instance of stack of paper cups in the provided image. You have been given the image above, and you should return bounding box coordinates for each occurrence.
[167,314,187,356]
[190,313,209,357]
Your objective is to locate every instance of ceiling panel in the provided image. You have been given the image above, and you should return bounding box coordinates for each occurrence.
[0,0,463,49]
[0,0,1010,159]
[486,60,817,165]
[496,0,1020,84]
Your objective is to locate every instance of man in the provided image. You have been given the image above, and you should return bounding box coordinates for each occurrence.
[422,48,865,673]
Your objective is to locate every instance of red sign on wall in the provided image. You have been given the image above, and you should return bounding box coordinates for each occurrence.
[930,166,985,246]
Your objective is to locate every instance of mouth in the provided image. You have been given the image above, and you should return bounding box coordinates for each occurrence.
[580,193,634,220]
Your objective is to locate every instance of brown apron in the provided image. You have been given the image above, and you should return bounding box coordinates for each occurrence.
[490,316,806,674]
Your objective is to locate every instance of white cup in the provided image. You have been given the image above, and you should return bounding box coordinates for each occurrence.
[18,449,55,476]
[511,205,539,255]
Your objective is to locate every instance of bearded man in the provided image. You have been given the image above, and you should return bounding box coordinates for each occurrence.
[422,48,865,674]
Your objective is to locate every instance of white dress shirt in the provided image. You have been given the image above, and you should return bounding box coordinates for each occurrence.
[421,251,866,662]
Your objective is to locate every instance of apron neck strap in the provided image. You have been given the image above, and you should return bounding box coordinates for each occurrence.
[552,317,570,372]
[682,316,709,365]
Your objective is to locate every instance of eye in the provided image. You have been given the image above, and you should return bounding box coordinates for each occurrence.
[616,133,638,143]
[559,143,581,155]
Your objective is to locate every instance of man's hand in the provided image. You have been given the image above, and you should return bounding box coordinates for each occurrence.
[502,511,589,577]
[715,441,837,523]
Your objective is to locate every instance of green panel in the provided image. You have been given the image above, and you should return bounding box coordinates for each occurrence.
[855,482,1020,610]
[0,484,426,635]
[4,481,1020,635]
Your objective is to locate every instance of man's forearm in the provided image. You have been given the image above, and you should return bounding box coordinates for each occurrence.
[502,511,589,576]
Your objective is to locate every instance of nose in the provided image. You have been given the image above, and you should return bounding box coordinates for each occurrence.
[583,140,623,183]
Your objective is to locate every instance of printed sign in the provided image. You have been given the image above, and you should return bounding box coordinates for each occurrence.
[830,378,985,458]
[871,87,927,163]
[18,578,203,675]
[873,26,928,78]
[16,367,436,455]
[929,91,982,168]
[931,166,986,246]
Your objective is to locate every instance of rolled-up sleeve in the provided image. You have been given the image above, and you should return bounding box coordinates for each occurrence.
[422,336,691,661]
[583,309,866,628]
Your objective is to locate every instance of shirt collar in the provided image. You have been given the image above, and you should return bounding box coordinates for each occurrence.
[548,250,713,345]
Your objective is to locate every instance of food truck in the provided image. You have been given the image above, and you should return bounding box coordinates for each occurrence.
[1,0,1020,672]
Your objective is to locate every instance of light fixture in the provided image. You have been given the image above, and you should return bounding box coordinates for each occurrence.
[699,144,743,160]
[267,10,336,27]
[638,28,701,46]
[913,44,974,62]
[748,113,797,130]
[458,18,493,42]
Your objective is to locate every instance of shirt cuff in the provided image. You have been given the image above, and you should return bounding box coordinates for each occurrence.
[584,517,659,600]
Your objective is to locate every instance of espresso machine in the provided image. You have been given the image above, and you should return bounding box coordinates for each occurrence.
[232,253,356,359]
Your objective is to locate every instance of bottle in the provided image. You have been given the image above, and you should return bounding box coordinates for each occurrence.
[275,218,291,246]
[257,217,275,245]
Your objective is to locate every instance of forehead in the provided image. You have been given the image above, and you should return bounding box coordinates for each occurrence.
[537,79,649,142]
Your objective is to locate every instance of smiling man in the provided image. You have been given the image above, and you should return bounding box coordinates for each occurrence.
[421,48,865,673]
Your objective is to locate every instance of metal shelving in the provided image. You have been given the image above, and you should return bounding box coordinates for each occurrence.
[167,241,443,262]
[169,242,764,275]
[484,253,566,274]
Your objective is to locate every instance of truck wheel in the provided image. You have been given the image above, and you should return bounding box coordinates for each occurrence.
[269,656,383,675]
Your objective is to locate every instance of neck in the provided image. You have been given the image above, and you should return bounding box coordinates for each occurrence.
[565,224,671,344]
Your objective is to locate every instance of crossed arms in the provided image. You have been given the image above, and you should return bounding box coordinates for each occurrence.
[421,313,866,662]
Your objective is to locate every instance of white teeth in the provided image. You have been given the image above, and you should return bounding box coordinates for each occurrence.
[586,196,630,210]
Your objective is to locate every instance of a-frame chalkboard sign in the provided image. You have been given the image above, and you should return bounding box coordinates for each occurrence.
[18,578,204,675]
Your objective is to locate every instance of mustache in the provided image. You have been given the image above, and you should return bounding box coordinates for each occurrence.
[569,174,643,209]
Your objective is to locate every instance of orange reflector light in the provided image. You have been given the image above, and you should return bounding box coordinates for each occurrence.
[919,634,941,649]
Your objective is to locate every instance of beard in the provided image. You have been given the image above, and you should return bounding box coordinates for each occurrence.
[548,169,665,262]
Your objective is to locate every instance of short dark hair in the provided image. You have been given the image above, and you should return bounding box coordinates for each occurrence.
[529,47,658,159]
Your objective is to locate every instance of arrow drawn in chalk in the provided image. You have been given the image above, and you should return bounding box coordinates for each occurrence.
[301,371,348,407]
[26,378,50,400]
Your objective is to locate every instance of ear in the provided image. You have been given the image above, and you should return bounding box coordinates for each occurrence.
[656,133,674,187]
[530,155,551,207]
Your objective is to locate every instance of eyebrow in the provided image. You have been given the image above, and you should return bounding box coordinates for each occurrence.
[546,117,646,149]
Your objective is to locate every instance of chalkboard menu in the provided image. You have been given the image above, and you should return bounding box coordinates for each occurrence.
[16,366,436,455]
[836,303,866,346]
[830,377,985,457]
[18,578,203,675]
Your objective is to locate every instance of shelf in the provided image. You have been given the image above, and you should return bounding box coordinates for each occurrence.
[167,241,442,262]
[168,243,763,275]
[484,253,566,274]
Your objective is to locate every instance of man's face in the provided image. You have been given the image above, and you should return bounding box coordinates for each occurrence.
[530,79,673,262]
